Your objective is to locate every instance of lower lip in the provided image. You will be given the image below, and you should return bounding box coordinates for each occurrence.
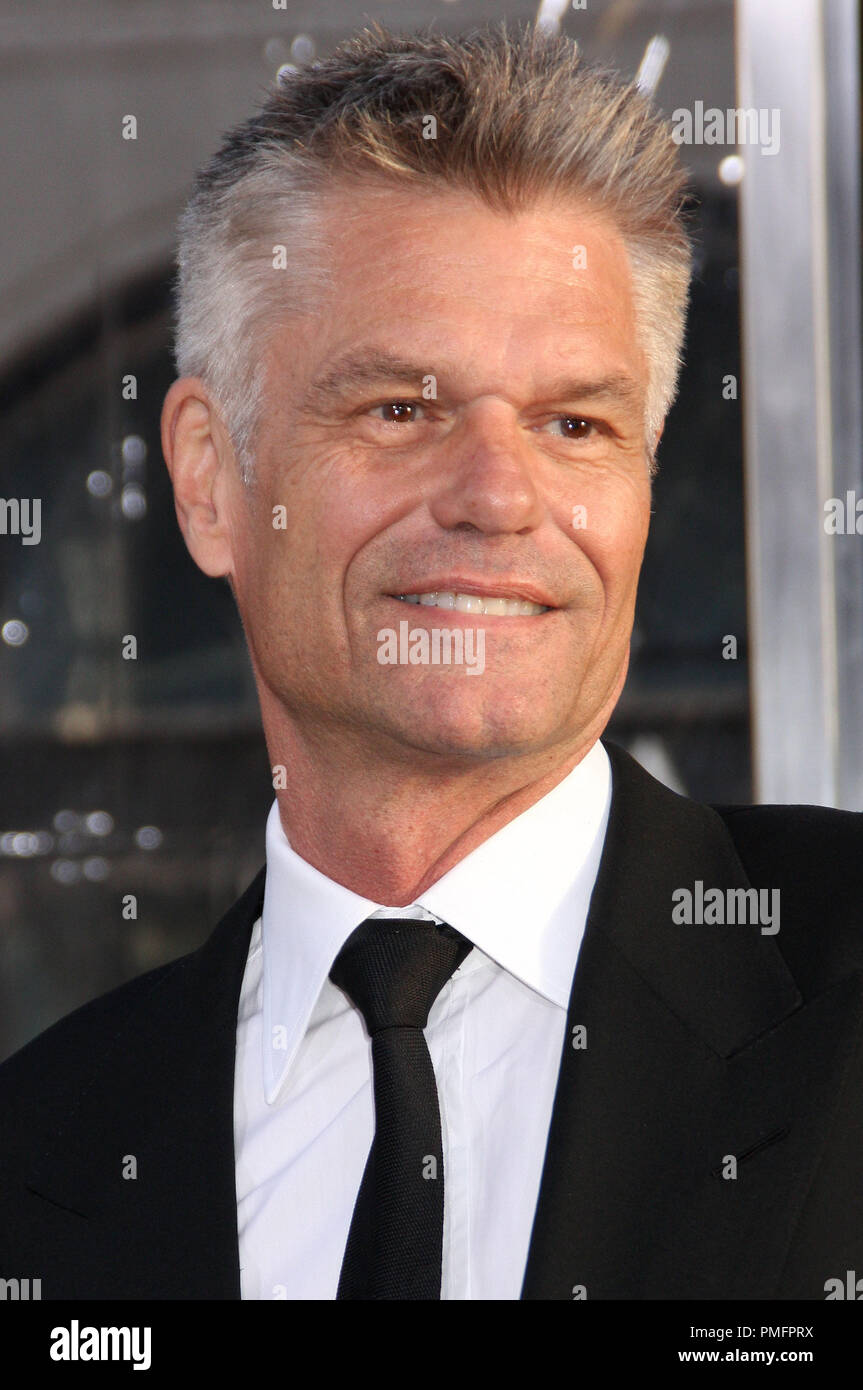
[384,596,555,622]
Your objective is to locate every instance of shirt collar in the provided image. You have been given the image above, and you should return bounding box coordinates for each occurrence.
[260,739,611,1103]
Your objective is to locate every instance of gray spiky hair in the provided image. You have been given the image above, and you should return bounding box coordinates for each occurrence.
[174,20,692,480]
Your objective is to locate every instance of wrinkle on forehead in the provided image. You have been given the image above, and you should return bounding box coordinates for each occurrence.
[262,181,647,428]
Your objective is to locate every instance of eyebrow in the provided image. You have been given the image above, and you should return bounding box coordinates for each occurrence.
[300,350,643,414]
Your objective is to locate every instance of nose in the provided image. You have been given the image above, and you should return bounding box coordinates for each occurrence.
[427,400,545,536]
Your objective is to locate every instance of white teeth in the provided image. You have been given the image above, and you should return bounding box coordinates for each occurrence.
[394,591,550,616]
[454,594,484,614]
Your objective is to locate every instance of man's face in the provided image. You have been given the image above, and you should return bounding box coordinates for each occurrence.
[228,185,652,767]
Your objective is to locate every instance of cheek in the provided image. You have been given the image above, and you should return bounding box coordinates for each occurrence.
[563,483,649,596]
[269,440,409,558]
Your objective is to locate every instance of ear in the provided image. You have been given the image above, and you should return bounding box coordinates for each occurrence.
[160,378,242,578]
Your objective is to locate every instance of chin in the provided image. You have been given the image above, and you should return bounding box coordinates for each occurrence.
[381,701,564,763]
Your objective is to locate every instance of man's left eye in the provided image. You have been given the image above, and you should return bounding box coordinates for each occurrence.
[540,416,596,440]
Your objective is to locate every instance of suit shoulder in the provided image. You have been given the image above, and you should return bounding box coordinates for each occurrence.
[712,800,863,989]
[0,865,264,1099]
[712,799,863,874]
[0,952,190,1101]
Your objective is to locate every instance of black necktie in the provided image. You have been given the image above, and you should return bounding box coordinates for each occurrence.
[329,916,472,1300]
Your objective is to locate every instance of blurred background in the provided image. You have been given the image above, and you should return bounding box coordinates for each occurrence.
[0,0,860,1060]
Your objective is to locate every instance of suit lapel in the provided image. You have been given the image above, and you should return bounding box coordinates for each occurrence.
[26,868,265,1298]
[521,741,863,1299]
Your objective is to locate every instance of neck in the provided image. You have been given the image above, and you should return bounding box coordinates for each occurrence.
[261,712,606,904]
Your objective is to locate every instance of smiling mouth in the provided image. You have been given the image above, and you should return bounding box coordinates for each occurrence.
[392,590,551,617]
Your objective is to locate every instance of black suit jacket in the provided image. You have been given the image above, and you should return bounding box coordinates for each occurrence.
[2,740,863,1300]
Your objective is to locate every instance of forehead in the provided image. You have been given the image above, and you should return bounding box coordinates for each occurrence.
[265,181,645,396]
[325,180,632,299]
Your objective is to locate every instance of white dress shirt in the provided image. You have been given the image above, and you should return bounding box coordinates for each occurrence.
[234,738,612,1300]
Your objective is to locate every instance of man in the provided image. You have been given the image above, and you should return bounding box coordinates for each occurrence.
[1,22,862,1301]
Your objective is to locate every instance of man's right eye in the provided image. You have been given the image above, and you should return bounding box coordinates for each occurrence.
[368,401,424,423]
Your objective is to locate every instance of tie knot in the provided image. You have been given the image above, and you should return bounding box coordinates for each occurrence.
[329,917,472,1035]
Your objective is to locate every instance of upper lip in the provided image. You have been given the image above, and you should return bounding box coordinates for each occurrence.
[387,578,558,608]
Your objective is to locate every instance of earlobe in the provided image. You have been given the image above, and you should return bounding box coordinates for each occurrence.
[160,379,238,579]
